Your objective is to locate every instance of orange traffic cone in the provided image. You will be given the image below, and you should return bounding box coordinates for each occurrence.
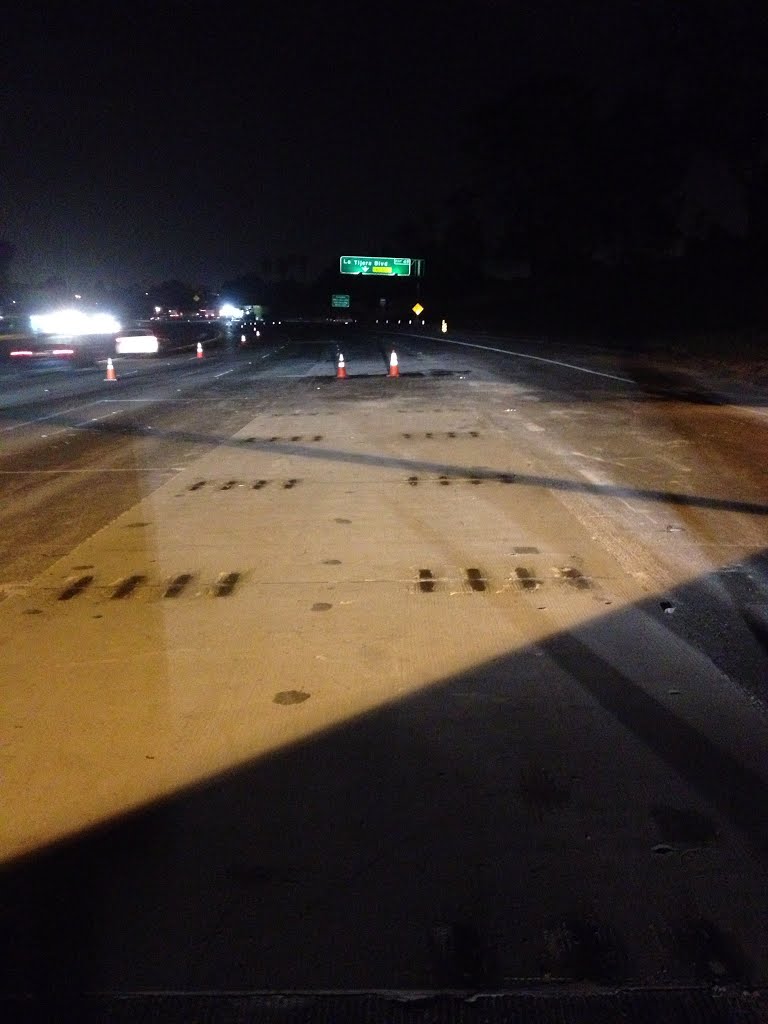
[388,349,399,377]
[105,357,117,382]
[196,341,204,359]
[336,352,347,379]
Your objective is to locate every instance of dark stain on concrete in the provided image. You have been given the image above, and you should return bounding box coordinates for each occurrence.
[273,690,311,706]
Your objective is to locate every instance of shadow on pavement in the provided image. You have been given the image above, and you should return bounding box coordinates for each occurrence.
[2,552,767,1004]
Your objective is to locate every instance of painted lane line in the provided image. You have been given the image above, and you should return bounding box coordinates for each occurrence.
[0,400,104,433]
[0,468,182,474]
[99,398,254,403]
[213,368,237,378]
[397,331,636,382]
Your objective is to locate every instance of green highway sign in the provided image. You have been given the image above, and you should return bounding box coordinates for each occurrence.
[331,294,350,308]
[340,256,412,276]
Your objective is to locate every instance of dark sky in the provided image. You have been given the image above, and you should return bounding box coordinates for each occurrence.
[2,1,754,290]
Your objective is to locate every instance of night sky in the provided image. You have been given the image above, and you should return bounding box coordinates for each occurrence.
[2,2,765,291]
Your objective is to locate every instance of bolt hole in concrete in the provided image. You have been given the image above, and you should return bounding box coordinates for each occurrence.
[312,602,333,611]
[515,567,539,591]
[466,568,487,592]
[58,575,94,601]
[561,566,591,590]
[164,573,194,598]
[111,575,146,599]
[214,572,240,597]
[273,690,311,705]
[419,569,436,593]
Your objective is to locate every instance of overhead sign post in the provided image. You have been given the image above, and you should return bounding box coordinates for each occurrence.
[340,256,412,276]
[331,294,350,308]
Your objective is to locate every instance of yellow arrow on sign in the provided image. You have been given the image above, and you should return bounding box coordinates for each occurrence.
[412,302,424,316]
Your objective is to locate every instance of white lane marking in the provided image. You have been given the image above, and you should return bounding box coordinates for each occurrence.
[0,468,181,474]
[99,398,252,403]
[398,331,636,382]
[213,368,237,378]
[40,427,73,439]
[571,450,608,462]
[0,400,103,433]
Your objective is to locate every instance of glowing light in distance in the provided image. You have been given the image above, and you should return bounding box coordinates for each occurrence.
[30,309,122,335]
[219,303,243,319]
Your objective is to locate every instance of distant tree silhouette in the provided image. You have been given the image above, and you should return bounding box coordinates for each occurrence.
[148,280,197,311]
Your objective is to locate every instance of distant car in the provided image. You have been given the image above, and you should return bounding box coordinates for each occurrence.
[115,329,160,355]
[0,317,98,366]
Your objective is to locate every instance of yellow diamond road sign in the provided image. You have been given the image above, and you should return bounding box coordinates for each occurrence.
[412,303,424,316]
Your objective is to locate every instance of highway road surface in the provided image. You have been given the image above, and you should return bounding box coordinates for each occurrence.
[1,323,767,1020]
